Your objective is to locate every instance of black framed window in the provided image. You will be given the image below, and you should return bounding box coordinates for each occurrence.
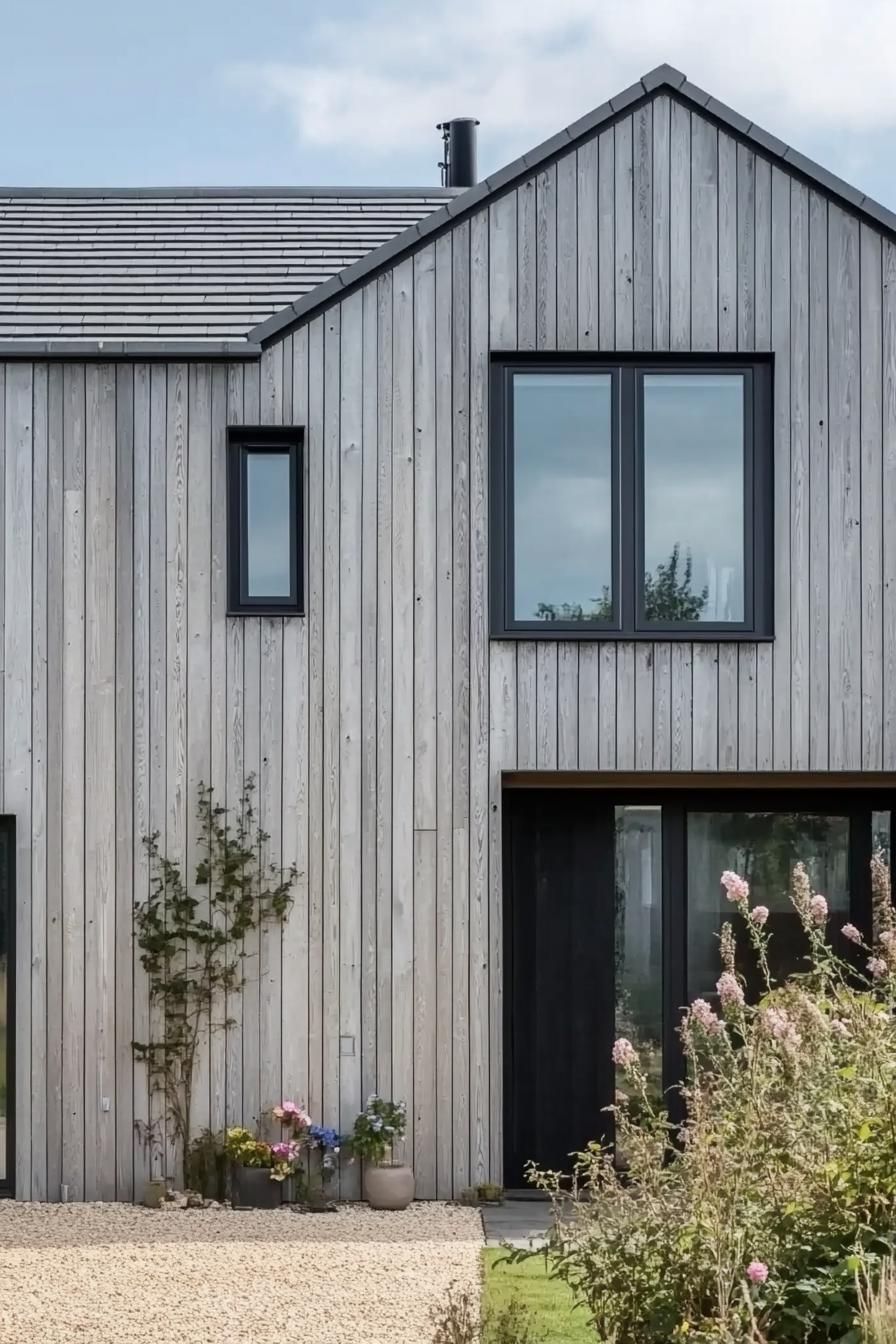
[491,357,773,638]
[227,428,303,615]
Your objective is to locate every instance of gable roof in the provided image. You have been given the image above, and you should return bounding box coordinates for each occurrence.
[0,187,454,354]
[247,62,896,349]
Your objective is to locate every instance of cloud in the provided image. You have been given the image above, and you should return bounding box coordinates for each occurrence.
[227,0,896,168]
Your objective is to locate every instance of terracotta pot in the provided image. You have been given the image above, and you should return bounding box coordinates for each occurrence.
[231,1164,282,1209]
[363,1163,415,1211]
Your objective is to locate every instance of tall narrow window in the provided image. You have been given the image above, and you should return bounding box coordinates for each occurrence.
[491,359,772,638]
[228,430,303,614]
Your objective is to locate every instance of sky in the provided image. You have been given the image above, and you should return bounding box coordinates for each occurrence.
[3,0,896,206]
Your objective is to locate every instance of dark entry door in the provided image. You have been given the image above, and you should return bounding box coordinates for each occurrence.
[503,790,615,1188]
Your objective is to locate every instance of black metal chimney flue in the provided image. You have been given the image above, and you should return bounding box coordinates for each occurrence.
[437,118,480,188]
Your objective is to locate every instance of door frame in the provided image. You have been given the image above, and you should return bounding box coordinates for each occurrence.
[0,815,14,1197]
[502,783,895,1171]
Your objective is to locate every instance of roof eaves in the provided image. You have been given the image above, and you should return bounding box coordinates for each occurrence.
[0,184,462,200]
[0,338,262,360]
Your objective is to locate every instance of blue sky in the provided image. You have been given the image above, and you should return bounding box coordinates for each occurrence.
[4,0,896,206]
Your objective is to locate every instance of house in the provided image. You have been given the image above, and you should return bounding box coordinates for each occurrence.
[1,62,894,1202]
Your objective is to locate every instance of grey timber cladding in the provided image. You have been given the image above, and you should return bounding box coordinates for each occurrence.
[3,87,896,1203]
[0,189,452,341]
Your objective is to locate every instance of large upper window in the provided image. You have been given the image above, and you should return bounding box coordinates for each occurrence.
[227,429,303,615]
[491,359,772,638]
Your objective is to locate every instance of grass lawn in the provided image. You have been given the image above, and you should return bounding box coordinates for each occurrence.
[482,1248,593,1342]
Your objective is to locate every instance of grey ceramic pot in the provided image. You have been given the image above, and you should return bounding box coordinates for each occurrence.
[363,1163,415,1211]
[231,1165,282,1209]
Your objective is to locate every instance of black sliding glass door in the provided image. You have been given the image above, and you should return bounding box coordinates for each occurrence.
[503,787,893,1185]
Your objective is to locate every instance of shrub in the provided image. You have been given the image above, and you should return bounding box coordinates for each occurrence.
[525,856,896,1343]
[348,1095,407,1165]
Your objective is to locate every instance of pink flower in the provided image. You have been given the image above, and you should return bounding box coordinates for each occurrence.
[830,1018,850,1039]
[721,870,750,905]
[689,998,725,1036]
[881,930,896,949]
[841,923,862,944]
[868,956,888,980]
[716,972,744,1009]
[749,905,769,927]
[612,1038,637,1069]
[809,893,828,925]
[761,1007,801,1053]
[746,1261,769,1285]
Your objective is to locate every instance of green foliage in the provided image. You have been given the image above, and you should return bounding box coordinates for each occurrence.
[348,1095,407,1165]
[477,1182,505,1204]
[533,544,708,625]
[185,1127,226,1199]
[643,542,708,622]
[523,856,896,1343]
[483,1250,590,1343]
[133,776,297,1185]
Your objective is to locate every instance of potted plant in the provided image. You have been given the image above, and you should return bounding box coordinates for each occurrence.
[224,1127,292,1209]
[349,1096,413,1210]
[270,1099,343,1210]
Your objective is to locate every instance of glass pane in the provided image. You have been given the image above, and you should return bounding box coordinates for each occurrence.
[513,372,613,622]
[0,826,7,1183]
[687,811,850,1001]
[643,373,745,623]
[246,451,292,598]
[873,811,891,939]
[615,806,663,1101]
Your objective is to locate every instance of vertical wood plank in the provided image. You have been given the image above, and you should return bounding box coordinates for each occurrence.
[633,102,653,348]
[615,643,635,770]
[489,194,517,350]
[614,116,634,350]
[598,643,617,769]
[207,365,228,1141]
[808,193,830,769]
[634,643,653,770]
[30,365,48,1201]
[450,227,470,1189]
[652,95,671,351]
[515,643,537,770]
[322,310,341,1137]
[754,156,772,349]
[828,207,862,770]
[224,366,244,1134]
[359,289,378,1122]
[884,243,896,768]
[46,363,64,1202]
[391,260,415,1159]
[469,207,490,1180]
[576,141,598,350]
[737,145,756,351]
[860,227,883,770]
[131,363,151,1193]
[690,115,718,350]
[556,643,578,769]
[375,279,394,1103]
[487,641,515,1186]
[83,364,116,1200]
[556,151,578,348]
[669,102,691,351]
[535,643,558,769]
[517,181,537,352]
[597,128,615,350]
[670,643,693,771]
[148,363,168,1170]
[692,645,718,769]
[306,319,325,1124]
[412,252,437,1195]
[717,132,737,351]
[652,642,671,771]
[535,166,557,351]
[434,236,454,1196]
[774,170,796,769]
[61,364,85,1198]
[113,363,134,1199]
[577,643,599,769]
[737,645,758,771]
[339,289,364,1194]
[717,643,738,770]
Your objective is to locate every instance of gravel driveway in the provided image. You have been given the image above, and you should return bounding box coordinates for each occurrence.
[0,1202,483,1343]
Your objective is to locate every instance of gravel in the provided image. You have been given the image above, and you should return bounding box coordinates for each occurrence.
[0,1201,483,1343]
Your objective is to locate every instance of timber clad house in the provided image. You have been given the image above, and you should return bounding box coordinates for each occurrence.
[1,62,895,1200]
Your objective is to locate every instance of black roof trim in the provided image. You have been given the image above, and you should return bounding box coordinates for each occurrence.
[0,185,461,201]
[0,339,262,360]
[248,61,896,346]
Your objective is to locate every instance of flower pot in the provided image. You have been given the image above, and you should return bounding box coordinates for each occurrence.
[231,1164,282,1209]
[142,1178,168,1209]
[363,1163,415,1211]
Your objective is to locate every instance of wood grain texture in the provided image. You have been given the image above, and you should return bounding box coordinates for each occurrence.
[3,96,895,1201]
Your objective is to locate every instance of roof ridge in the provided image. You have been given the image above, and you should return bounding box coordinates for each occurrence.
[0,185,459,200]
[247,60,896,347]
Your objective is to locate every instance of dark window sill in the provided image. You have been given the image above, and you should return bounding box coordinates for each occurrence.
[491,628,774,643]
[227,608,306,619]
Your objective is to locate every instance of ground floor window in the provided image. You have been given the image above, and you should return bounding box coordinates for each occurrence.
[503,788,893,1187]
